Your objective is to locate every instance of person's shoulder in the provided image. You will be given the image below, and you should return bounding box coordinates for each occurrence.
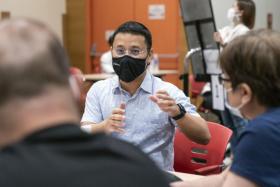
[151,76,186,100]
[220,25,232,31]
[88,76,117,93]
[83,133,170,186]
[100,50,112,61]
[250,108,280,130]
[152,75,178,90]
[242,108,280,143]
[100,50,111,57]
[0,144,26,173]
[0,132,169,187]
[90,133,155,162]
[235,24,250,33]
[219,25,233,33]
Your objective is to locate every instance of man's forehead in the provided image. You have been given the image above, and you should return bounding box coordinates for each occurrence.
[113,33,146,47]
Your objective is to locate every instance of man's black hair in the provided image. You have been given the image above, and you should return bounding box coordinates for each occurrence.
[111,21,152,51]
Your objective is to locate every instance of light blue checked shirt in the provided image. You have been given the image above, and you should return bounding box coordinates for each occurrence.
[81,72,199,170]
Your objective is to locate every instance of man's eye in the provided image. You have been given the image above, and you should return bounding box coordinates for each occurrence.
[116,48,125,54]
[130,49,140,55]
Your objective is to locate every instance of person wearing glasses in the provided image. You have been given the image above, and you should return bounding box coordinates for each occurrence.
[81,21,210,171]
[172,29,280,187]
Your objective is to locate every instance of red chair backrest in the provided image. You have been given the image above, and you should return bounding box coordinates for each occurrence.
[69,67,86,114]
[189,74,206,97]
[174,121,232,174]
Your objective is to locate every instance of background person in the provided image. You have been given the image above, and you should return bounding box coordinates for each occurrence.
[213,0,255,48]
[100,35,114,73]
[202,0,256,150]
[172,29,280,187]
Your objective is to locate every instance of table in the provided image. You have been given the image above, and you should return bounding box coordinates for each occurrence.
[84,70,178,82]
[152,70,178,77]
[169,171,204,181]
[84,73,113,82]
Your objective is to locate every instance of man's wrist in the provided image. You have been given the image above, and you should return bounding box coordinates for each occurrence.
[171,104,186,120]
[170,105,180,117]
[81,122,106,133]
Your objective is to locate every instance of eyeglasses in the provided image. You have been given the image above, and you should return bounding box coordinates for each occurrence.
[218,74,231,85]
[112,47,147,57]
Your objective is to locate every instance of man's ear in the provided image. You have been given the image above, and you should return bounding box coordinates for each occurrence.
[147,48,154,66]
[68,75,81,100]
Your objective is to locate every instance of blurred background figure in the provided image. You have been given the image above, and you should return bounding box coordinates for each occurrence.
[100,35,114,73]
[213,0,255,48]
[149,53,160,72]
[212,0,256,150]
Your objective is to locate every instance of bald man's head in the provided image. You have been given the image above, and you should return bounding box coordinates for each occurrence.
[0,18,70,106]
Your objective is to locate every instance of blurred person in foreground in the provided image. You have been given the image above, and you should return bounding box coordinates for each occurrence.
[0,18,170,187]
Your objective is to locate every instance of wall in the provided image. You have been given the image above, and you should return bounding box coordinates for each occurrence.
[0,0,65,40]
[212,0,280,31]
[86,0,184,87]
[64,0,86,70]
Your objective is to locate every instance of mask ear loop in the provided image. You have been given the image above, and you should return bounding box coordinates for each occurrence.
[145,49,153,69]
[224,86,248,118]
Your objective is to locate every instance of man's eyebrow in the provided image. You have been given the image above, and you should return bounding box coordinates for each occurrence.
[130,45,141,49]
[114,44,124,47]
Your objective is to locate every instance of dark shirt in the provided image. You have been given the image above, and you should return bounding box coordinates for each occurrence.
[0,124,169,187]
[231,107,280,187]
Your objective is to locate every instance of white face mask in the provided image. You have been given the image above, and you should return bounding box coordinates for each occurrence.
[227,8,240,24]
[224,88,245,118]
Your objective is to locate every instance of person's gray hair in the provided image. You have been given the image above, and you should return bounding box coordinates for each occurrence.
[0,18,70,105]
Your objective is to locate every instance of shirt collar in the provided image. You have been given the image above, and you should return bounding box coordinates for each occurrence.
[112,76,121,94]
[140,71,153,94]
[112,72,153,94]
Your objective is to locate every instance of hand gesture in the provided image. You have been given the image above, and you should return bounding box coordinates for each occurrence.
[149,90,179,117]
[104,103,126,134]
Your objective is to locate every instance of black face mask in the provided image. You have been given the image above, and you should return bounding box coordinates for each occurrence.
[112,55,147,82]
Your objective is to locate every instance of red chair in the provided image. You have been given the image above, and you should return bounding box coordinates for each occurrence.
[188,74,207,111]
[69,67,86,114]
[174,121,232,175]
[188,74,206,98]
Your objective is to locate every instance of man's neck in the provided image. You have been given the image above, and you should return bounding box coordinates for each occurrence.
[0,89,80,148]
[120,72,146,95]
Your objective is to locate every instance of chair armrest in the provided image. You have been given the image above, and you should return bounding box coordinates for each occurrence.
[194,165,223,175]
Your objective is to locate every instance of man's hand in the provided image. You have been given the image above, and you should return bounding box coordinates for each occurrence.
[150,90,210,145]
[149,90,180,118]
[103,103,126,134]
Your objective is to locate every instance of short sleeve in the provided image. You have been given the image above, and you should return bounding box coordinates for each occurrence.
[81,83,103,123]
[170,85,199,116]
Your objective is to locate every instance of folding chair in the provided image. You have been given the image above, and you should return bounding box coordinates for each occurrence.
[174,121,232,175]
